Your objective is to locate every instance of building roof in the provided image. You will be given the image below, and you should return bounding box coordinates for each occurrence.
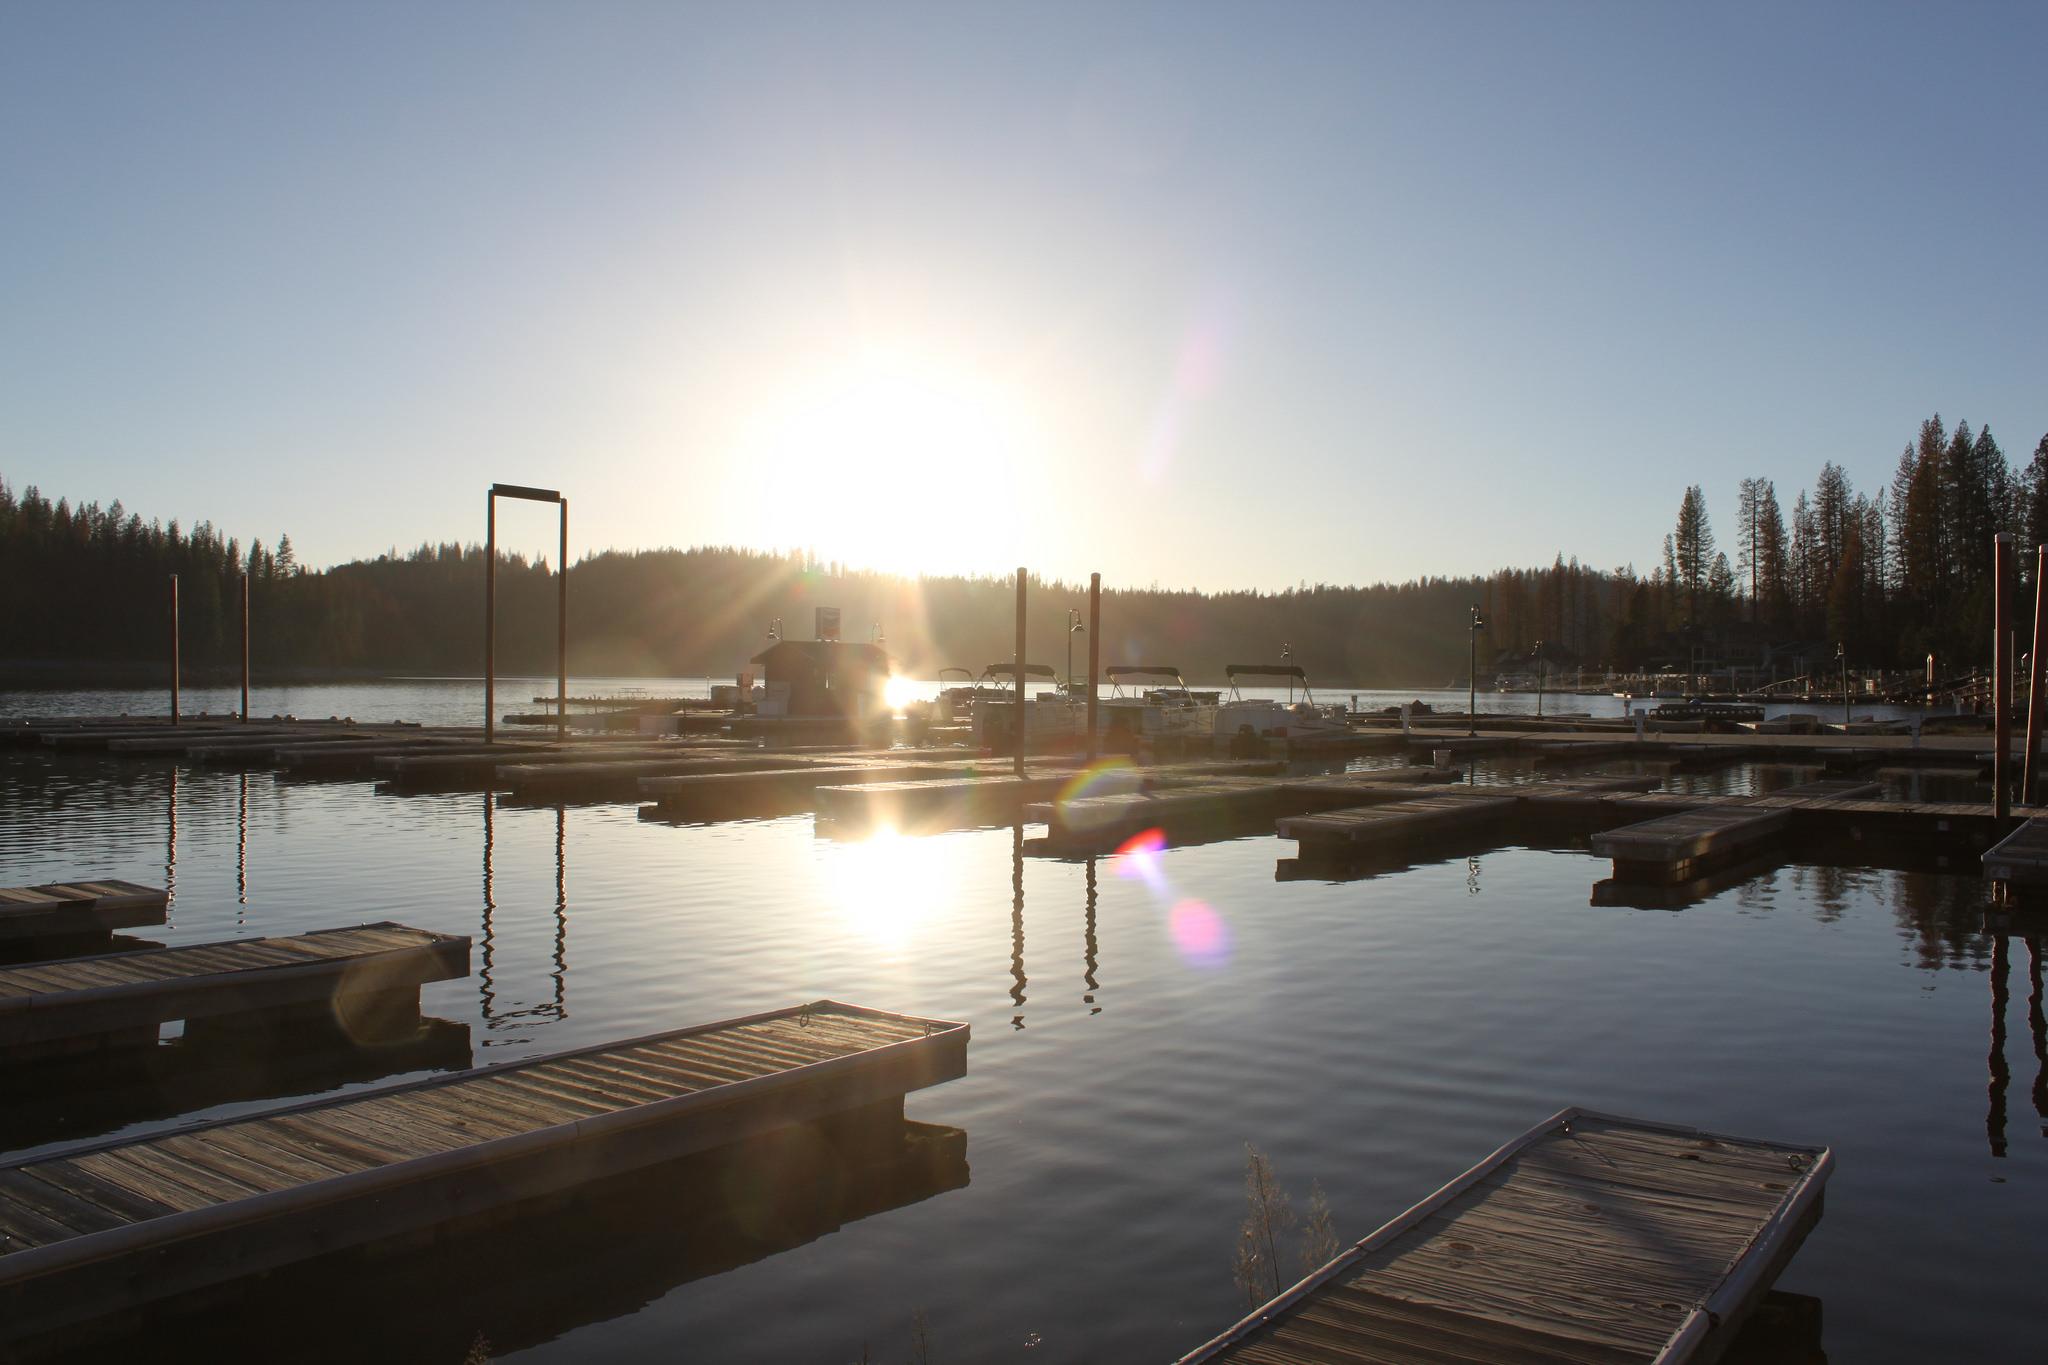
[749,639,893,670]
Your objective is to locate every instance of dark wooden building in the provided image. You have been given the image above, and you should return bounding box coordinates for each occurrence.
[751,640,893,719]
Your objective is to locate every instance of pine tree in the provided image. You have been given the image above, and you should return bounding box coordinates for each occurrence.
[1672,487,1714,624]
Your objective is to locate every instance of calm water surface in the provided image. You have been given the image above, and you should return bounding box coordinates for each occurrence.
[0,688,2040,1362]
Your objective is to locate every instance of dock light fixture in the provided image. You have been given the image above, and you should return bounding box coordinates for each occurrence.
[767,618,782,642]
[1467,606,1487,737]
[1282,642,1293,702]
[1533,641,1544,719]
[484,482,568,744]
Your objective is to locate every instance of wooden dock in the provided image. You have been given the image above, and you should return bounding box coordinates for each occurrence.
[1178,1107,1832,1365]
[0,1000,967,1344]
[1984,816,2048,901]
[0,924,469,1062]
[1591,804,1792,885]
[1022,777,1285,846]
[0,881,167,952]
[815,772,1076,829]
[638,760,972,819]
[1278,793,1520,858]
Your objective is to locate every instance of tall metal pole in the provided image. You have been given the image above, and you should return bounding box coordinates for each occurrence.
[1087,572,1101,761]
[239,571,250,723]
[1467,606,1479,738]
[2028,545,2047,806]
[485,492,497,744]
[1995,533,2013,828]
[1014,567,1027,778]
[557,499,569,742]
[169,574,181,725]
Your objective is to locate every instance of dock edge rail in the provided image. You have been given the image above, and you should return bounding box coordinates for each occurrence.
[1173,1104,1833,1365]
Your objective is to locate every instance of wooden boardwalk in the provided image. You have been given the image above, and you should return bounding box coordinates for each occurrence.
[0,924,469,1061]
[638,760,971,817]
[1023,777,1283,845]
[1178,1107,1832,1365]
[815,772,1074,829]
[0,880,166,949]
[0,1000,967,1343]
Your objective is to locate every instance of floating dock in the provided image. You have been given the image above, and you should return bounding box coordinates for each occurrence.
[1022,777,1285,847]
[0,924,469,1062]
[0,881,167,953]
[639,760,972,819]
[1178,1107,1832,1365]
[0,1000,966,1344]
[1984,816,2048,902]
[1277,793,1519,858]
[1591,804,1793,885]
[815,772,1077,829]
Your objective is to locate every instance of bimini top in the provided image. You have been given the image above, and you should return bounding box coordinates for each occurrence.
[1105,665,1185,678]
[1224,663,1307,680]
[981,663,1057,678]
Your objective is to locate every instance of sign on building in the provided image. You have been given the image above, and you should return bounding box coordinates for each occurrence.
[815,606,841,642]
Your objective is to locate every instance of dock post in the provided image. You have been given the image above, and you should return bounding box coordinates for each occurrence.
[1995,533,2012,827]
[485,491,497,744]
[239,570,250,724]
[558,498,569,742]
[169,573,180,725]
[1014,567,1027,778]
[2027,545,2046,805]
[1087,572,1101,760]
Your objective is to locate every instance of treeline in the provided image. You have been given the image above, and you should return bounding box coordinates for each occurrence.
[3,410,2043,688]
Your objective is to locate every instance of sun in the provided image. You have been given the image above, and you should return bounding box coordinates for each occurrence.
[883,674,922,712]
[728,344,1046,576]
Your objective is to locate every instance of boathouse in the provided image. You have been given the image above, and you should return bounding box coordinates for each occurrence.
[750,640,893,719]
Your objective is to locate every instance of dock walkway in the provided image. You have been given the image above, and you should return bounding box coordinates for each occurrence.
[0,881,167,950]
[1178,1107,1832,1365]
[0,1000,967,1344]
[0,924,469,1061]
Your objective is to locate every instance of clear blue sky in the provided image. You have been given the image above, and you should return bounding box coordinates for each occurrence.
[4,2,2043,590]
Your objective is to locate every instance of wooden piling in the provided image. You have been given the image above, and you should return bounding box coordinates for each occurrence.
[1087,572,1101,761]
[2028,545,2046,805]
[1996,532,2012,827]
[169,575,180,727]
[239,571,250,724]
[485,491,497,744]
[557,498,569,742]
[1013,567,1026,778]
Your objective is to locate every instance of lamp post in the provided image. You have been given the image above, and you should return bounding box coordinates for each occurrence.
[1282,642,1293,703]
[1067,609,1085,699]
[1467,606,1486,738]
[1533,640,1544,719]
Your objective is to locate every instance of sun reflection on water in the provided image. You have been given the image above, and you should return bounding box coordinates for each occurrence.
[818,823,959,952]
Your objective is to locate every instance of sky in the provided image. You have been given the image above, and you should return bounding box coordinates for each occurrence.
[3,1,2045,591]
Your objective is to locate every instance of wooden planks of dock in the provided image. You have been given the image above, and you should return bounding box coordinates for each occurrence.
[0,924,469,1061]
[0,881,167,949]
[1178,1107,1832,1365]
[1983,816,2048,901]
[0,1000,967,1344]
[1278,793,1519,857]
[1591,805,1791,885]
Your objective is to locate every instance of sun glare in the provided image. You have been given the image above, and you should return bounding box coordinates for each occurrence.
[883,674,921,712]
[732,345,1045,576]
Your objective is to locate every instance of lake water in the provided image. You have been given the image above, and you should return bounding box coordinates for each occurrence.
[1,683,2040,1362]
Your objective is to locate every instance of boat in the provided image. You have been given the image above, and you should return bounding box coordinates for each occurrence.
[926,667,979,724]
[1213,663,1349,740]
[1098,665,1218,743]
[969,664,1087,747]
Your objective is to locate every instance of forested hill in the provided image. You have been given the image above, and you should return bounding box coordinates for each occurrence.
[4,411,2044,686]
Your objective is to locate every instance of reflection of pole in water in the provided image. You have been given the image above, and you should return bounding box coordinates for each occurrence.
[1010,823,1026,1029]
[236,771,249,913]
[1989,933,2010,1158]
[479,792,499,1023]
[1083,855,1100,1015]
[164,768,178,912]
[2029,937,2047,1131]
[550,803,569,1020]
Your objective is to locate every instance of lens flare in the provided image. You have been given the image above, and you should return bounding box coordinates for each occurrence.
[1111,826,1169,888]
[1168,898,1231,966]
[1054,758,1145,833]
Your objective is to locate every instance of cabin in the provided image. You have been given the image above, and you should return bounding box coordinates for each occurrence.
[750,640,893,719]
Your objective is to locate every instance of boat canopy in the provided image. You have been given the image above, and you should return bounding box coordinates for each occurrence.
[981,663,1056,678]
[1225,664,1307,680]
[1105,665,1184,678]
